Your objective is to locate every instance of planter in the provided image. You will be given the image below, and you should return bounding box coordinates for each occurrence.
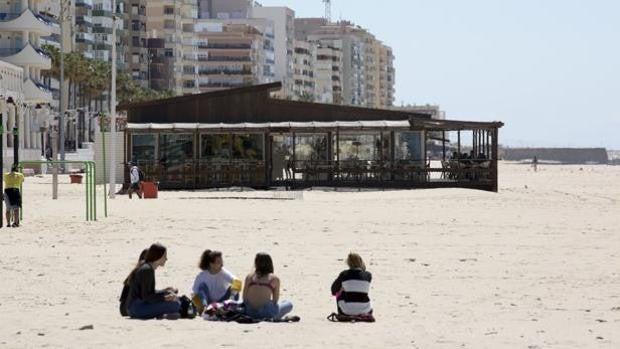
[142,181,158,199]
[70,174,83,184]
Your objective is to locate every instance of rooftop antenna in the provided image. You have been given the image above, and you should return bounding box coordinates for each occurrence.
[323,0,331,23]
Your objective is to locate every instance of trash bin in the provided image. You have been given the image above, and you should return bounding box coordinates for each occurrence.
[70,174,83,184]
[142,181,158,199]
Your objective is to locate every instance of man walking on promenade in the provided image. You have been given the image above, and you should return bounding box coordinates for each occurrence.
[4,164,24,227]
[128,162,143,199]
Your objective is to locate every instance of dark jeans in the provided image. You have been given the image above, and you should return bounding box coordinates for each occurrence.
[127,299,181,319]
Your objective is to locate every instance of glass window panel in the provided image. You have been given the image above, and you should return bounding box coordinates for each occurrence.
[131,134,156,161]
[337,133,382,161]
[159,133,194,163]
[201,134,231,160]
[294,133,328,161]
[395,131,423,161]
[232,134,264,160]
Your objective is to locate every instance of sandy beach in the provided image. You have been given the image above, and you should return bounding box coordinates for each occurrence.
[0,162,618,348]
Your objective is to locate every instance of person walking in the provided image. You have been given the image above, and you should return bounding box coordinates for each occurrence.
[3,164,25,228]
[128,161,142,199]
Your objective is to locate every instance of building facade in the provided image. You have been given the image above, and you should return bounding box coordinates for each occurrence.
[297,19,395,109]
[0,0,58,166]
[193,21,274,92]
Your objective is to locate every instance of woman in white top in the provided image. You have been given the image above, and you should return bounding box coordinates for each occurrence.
[192,250,240,306]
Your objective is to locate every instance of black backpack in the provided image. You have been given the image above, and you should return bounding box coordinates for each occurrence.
[138,168,145,181]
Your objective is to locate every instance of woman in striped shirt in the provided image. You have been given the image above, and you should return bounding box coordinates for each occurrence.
[331,252,373,316]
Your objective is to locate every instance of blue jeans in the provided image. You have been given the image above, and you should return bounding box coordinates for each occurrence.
[244,300,293,320]
[127,299,181,319]
[197,283,238,304]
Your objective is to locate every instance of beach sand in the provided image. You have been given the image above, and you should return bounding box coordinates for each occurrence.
[0,163,618,348]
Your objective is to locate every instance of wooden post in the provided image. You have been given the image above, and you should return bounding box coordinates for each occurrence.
[442,130,446,161]
[265,132,271,187]
[491,128,499,192]
[327,131,333,181]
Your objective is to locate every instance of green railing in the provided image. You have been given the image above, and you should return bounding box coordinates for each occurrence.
[18,160,107,221]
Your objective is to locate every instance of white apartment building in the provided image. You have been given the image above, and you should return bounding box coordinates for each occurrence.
[250,6,294,98]
[297,19,395,109]
[193,20,274,92]
[0,0,58,165]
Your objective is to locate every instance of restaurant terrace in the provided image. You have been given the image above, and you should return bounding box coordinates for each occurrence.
[119,83,504,192]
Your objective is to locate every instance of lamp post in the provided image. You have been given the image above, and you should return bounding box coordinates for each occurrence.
[109,0,117,198]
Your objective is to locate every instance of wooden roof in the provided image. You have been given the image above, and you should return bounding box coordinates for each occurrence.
[119,82,503,130]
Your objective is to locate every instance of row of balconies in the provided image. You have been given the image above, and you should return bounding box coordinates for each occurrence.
[198,68,253,76]
[196,43,252,49]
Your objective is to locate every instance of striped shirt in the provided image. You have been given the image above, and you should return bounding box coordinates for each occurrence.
[331,268,372,315]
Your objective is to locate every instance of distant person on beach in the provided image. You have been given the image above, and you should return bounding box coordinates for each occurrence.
[532,156,538,172]
[242,253,293,320]
[119,248,148,316]
[125,243,181,319]
[331,252,373,316]
[128,161,142,199]
[3,164,24,228]
[191,250,241,312]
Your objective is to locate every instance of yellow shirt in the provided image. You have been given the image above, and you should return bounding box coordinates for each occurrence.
[4,172,24,189]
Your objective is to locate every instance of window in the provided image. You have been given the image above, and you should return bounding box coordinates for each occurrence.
[201,134,231,160]
[165,48,173,57]
[395,132,423,161]
[131,134,156,161]
[159,133,194,163]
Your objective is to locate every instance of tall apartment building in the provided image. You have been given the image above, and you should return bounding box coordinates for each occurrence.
[314,40,342,104]
[193,20,274,92]
[292,40,315,101]
[141,0,198,95]
[0,0,58,162]
[296,18,395,108]
[250,5,294,99]
[197,0,252,19]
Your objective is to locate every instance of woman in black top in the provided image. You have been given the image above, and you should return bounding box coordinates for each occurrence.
[125,243,180,319]
[331,252,373,316]
[119,248,148,316]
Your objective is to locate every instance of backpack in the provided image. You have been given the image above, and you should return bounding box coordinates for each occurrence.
[138,168,145,181]
[327,312,375,323]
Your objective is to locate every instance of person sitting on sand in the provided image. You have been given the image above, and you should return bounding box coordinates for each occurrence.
[192,250,241,309]
[125,243,181,319]
[331,252,373,316]
[119,248,148,316]
[242,253,293,320]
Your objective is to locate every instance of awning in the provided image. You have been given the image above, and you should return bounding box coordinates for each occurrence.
[127,120,412,131]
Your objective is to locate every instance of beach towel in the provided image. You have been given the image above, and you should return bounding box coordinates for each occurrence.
[327,312,375,323]
[203,301,300,323]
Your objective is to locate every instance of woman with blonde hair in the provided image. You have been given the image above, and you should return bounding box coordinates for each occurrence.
[331,252,372,316]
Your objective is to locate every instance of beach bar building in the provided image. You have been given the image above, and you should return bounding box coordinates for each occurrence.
[120,83,504,191]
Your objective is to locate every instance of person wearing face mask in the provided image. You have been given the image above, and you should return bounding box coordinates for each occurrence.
[125,243,181,319]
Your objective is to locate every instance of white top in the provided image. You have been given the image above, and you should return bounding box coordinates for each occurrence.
[192,268,235,301]
[130,166,139,184]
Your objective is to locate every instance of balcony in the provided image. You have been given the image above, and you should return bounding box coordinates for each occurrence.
[0,8,60,35]
[0,42,51,69]
[75,32,94,44]
[92,9,113,17]
[199,43,252,49]
[76,15,93,27]
[198,68,253,76]
[199,56,252,62]
[75,0,94,9]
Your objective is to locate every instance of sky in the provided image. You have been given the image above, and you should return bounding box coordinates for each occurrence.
[257,0,620,149]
